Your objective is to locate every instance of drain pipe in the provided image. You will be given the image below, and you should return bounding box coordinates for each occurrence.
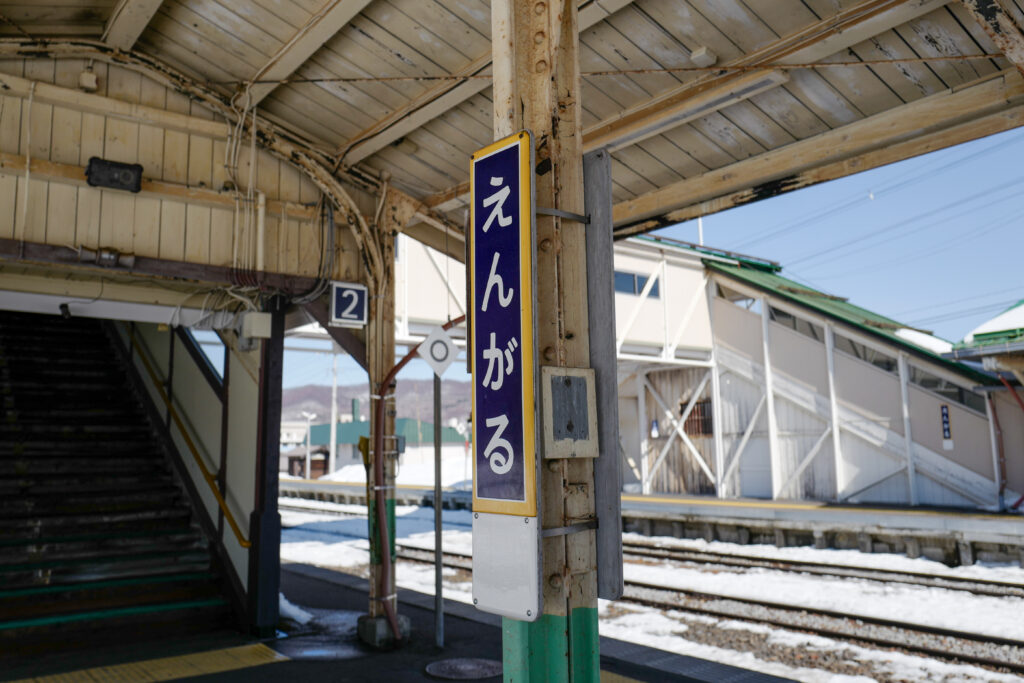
[256,191,266,275]
[372,314,465,641]
[999,374,1024,511]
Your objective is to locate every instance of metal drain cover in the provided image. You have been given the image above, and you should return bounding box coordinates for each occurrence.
[425,658,502,680]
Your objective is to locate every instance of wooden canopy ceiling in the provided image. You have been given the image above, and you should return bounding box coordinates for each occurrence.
[3,0,1024,251]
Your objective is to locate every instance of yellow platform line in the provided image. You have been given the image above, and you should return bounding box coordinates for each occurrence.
[14,643,288,683]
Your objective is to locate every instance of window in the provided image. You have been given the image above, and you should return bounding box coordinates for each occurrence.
[683,398,713,436]
[833,334,897,374]
[769,305,823,343]
[908,365,986,413]
[614,271,659,298]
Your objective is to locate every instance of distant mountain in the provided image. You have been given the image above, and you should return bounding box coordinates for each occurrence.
[282,379,472,427]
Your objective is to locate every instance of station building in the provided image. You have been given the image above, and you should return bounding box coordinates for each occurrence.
[397,232,1024,512]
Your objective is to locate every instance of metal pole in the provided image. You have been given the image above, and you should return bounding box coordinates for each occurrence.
[897,353,919,506]
[433,373,444,648]
[330,352,338,473]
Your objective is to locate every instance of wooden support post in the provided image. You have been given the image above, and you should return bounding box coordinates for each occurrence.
[248,295,285,637]
[492,0,597,679]
[360,187,409,647]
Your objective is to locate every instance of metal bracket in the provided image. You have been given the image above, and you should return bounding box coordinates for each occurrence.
[540,520,598,538]
[536,206,589,224]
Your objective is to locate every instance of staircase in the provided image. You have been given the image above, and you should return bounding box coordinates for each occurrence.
[0,311,232,653]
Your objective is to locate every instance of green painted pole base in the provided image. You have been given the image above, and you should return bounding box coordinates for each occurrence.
[367,498,396,565]
[503,608,598,683]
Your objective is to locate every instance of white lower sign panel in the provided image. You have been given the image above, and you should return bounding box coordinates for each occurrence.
[472,512,540,621]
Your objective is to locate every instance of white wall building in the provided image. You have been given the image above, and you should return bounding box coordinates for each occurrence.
[382,234,1023,510]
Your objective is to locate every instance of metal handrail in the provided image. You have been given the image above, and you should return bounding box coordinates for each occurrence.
[129,327,252,549]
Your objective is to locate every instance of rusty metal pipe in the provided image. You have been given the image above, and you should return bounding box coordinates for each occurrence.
[373,314,466,641]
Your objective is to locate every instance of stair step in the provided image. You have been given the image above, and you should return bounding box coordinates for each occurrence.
[0,573,221,622]
[0,310,233,641]
[0,529,204,566]
[0,473,175,495]
[0,548,213,588]
[0,510,194,542]
[0,597,228,633]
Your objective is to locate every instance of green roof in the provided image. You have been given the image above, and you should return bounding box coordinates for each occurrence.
[308,419,465,447]
[707,261,993,385]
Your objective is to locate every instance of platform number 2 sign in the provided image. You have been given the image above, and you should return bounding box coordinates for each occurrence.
[329,282,368,328]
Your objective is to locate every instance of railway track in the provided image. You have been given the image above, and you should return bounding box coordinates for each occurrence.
[621,540,1024,598]
[395,544,1024,674]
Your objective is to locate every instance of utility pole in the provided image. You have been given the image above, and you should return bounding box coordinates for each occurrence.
[490,1,598,678]
[330,351,338,474]
[301,411,317,479]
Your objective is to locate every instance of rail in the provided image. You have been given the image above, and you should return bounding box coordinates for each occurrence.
[129,326,251,549]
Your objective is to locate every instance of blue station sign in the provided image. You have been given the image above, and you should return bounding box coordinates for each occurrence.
[329,281,368,328]
[470,131,537,517]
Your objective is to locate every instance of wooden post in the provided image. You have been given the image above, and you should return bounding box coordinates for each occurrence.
[491,1,597,679]
[359,186,414,647]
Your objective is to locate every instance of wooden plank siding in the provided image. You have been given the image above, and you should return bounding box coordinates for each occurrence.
[0,59,357,283]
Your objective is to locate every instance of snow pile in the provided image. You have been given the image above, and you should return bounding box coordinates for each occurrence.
[319,452,471,487]
[279,592,313,624]
[894,328,952,355]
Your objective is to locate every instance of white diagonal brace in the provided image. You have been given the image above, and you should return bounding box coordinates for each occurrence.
[103,0,164,51]
[722,394,767,488]
[778,426,832,498]
[667,274,708,358]
[245,0,374,106]
[615,259,662,354]
[424,246,465,316]
[839,464,907,502]
[644,371,712,485]
[642,373,715,486]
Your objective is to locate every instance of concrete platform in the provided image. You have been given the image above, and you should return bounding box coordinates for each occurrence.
[622,493,1024,565]
[3,563,793,682]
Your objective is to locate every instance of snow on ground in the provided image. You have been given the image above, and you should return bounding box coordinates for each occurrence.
[626,560,1024,641]
[629,533,1024,584]
[319,452,471,488]
[281,505,1024,682]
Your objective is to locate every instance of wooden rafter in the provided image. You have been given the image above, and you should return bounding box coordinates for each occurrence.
[103,0,163,51]
[337,0,635,167]
[613,69,1024,235]
[417,0,953,216]
[961,0,1024,74]
[244,0,374,106]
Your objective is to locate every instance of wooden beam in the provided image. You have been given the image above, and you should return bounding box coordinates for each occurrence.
[613,69,1024,234]
[403,0,951,214]
[302,299,367,370]
[245,0,373,106]
[961,0,1024,74]
[103,0,164,51]
[0,152,316,220]
[338,0,635,166]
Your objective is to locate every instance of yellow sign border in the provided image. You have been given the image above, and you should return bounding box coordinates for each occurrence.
[469,130,537,517]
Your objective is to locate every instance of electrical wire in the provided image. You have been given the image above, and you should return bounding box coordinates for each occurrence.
[734,131,1024,251]
[789,177,1024,268]
[907,299,1021,326]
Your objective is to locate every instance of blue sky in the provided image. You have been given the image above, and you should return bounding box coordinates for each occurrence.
[284,128,1024,389]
